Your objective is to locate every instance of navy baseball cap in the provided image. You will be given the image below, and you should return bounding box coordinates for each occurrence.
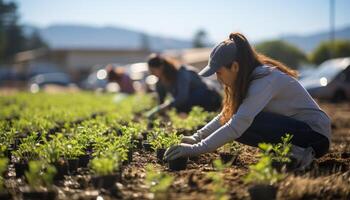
[199,40,237,77]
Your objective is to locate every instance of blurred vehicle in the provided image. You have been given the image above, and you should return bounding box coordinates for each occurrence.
[81,68,108,90]
[297,64,317,80]
[27,63,63,79]
[299,57,350,102]
[81,62,222,93]
[28,72,74,92]
[0,68,22,83]
[81,63,158,92]
[125,62,157,92]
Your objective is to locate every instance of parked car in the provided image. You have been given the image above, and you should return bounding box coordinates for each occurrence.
[80,68,108,90]
[28,72,73,92]
[299,57,350,102]
[81,63,157,92]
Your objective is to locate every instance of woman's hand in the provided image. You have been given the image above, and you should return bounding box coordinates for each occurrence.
[164,144,193,161]
[145,106,159,119]
[145,101,172,119]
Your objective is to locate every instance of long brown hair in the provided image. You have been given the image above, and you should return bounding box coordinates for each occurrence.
[147,54,179,84]
[220,32,299,124]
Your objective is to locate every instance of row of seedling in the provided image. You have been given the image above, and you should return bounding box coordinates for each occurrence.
[141,133,293,200]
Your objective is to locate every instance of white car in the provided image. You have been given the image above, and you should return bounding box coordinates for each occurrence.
[300,57,350,102]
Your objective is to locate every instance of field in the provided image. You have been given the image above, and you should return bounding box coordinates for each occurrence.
[0,93,349,200]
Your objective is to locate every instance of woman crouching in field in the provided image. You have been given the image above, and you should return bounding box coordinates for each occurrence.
[165,32,331,171]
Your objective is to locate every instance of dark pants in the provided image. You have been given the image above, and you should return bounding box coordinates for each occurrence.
[236,111,330,158]
[176,88,222,113]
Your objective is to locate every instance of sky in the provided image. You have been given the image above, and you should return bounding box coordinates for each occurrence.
[14,0,350,43]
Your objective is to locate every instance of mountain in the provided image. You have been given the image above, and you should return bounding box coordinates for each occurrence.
[279,26,350,53]
[27,24,194,51]
[26,24,350,53]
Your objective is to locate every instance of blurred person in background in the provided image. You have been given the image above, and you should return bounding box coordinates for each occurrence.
[164,32,332,171]
[106,65,135,94]
[145,54,222,118]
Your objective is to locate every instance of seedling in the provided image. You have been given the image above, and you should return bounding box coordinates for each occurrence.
[206,159,230,200]
[150,131,182,151]
[145,164,174,198]
[244,155,284,185]
[258,133,293,164]
[90,155,120,176]
[89,154,122,189]
[13,134,40,162]
[244,134,292,185]
[25,161,57,191]
[62,139,85,160]
[38,134,65,163]
[0,158,8,192]
[168,106,215,131]
[219,141,241,155]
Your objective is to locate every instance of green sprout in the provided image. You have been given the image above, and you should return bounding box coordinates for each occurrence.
[13,134,40,162]
[244,155,285,185]
[145,164,174,197]
[206,159,230,200]
[168,106,215,131]
[220,141,242,155]
[150,131,182,150]
[90,155,120,176]
[259,133,293,163]
[244,134,292,185]
[25,160,57,190]
[0,158,9,192]
[62,139,85,160]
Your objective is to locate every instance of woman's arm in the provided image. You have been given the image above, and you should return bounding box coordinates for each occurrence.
[184,114,222,142]
[165,74,281,159]
[145,82,168,118]
[156,81,167,104]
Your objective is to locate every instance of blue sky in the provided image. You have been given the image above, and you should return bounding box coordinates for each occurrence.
[15,0,350,43]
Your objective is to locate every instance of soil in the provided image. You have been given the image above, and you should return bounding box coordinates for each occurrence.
[3,101,350,199]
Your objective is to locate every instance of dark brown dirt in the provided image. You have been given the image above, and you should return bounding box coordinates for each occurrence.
[4,101,350,200]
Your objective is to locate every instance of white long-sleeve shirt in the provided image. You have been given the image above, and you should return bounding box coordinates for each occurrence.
[189,65,332,155]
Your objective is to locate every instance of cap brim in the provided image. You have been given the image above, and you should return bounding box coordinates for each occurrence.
[199,65,216,77]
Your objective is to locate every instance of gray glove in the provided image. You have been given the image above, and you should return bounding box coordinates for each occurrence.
[191,114,222,141]
[181,136,199,144]
[165,121,238,161]
[164,144,195,161]
[145,106,160,119]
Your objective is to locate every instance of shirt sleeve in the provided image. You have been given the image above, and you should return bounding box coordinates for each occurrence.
[186,74,280,155]
[156,82,167,104]
[192,114,222,142]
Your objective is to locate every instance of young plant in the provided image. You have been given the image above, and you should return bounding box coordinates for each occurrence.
[150,131,182,150]
[0,158,8,192]
[244,134,291,185]
[114,134,134,162]
[38,134,65,163]
[145,164,174,198]
[13,134,40,162]
[90,155,120,176]
[206,159,230,200]
[259,133,293,163]
[168,106,215,131]
[25,161,57,191]
[120,122,147,140]
[244,155,284,185]
[219,141,242,155]
[62,139,85,160]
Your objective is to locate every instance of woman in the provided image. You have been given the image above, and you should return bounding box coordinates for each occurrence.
[145,54,222,118]
[164,33,331,171]
[106,65,135,94]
